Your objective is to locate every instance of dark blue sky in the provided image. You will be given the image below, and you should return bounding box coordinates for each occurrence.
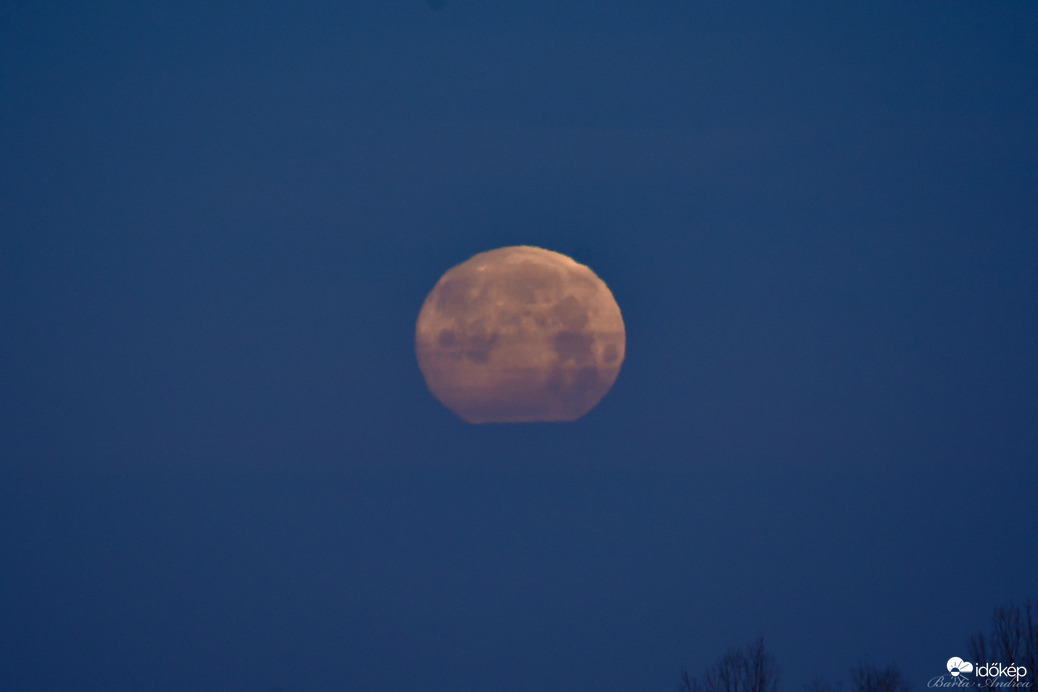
[2,1,1036,690]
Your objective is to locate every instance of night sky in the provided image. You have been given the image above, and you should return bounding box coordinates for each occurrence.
[2,2,1036,690]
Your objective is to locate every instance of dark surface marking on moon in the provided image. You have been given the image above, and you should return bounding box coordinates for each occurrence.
[437,329,457,348]
[572,366,602,395]
[552,295,589,331]
[464,331,499,363]
[545,365,602,401]
[553,331,594,364]
[435,277,471,315]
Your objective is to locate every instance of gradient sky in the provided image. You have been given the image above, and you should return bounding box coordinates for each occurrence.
[2,2,1036,690]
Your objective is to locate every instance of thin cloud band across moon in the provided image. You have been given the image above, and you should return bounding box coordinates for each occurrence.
[415,246,626,423]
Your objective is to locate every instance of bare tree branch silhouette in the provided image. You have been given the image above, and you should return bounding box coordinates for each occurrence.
[968,600,1037,687]
[681,637,779,692]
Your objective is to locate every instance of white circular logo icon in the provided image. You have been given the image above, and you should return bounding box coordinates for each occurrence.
[948,658,974,677]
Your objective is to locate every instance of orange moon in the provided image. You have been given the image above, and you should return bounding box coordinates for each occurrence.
[415,246,625,423]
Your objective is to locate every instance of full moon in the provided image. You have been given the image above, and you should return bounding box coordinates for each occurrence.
[415,246,625,423]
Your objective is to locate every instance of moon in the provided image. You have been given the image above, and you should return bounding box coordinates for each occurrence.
[415,246,625,423]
